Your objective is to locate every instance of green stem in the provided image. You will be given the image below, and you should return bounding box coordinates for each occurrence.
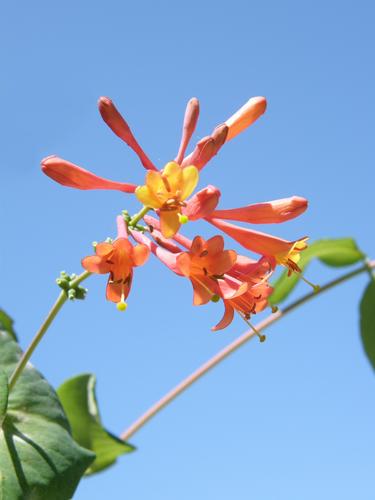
[120,259,375,441]
[129,206,150,227]
[8,270,91,391]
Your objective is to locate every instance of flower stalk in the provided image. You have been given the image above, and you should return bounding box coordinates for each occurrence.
[8,270,91,391]
[120,259,375,441]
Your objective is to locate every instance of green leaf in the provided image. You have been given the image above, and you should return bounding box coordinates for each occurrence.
[0,330,95,499]
[360,280,375,371]
[270,238,365,305]
[57,374,134,475]
[0,310,17,341]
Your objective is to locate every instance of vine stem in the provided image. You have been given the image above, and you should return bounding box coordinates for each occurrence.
[120,259,375,441]
[8,270,91,391]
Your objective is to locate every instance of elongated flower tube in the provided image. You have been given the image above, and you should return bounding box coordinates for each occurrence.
[210,196,308,224]
[41,156,137,193]
[82,217,149,309]
[175,97,200,165]
[135,161,199,238]
[130,228,183,275]
[207,217,308,274]
[225,96,267,142]
[98,97,157,171]
[182,96,266,170]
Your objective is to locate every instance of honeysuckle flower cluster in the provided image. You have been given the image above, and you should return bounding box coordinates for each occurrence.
[41,95,309,331]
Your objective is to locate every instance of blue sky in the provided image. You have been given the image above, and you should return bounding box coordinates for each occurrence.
[1,1,375,499]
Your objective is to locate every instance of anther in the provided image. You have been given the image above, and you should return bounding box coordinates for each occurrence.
[117,293,127,311]
[300,275,320,293]
[178,214,189,224]
[211,294,220,303]
[271,305,279,313]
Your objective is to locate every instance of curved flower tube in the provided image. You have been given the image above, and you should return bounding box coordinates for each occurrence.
[212,257,273,331]
[206,217,308,274]
[181,96,267,170]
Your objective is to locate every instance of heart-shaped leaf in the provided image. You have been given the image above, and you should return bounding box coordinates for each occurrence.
[0,329,95,499]
[270,238,365,305]
[360,280,375,371]
[57,373,135,475]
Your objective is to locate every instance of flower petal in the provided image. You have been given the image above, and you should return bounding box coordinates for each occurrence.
[135,184,162,208]
[180,165,199,200]
[106,274,132,303]
[217,276,248,300]
[176,253,192,277]
[95,243,114,257]
[206,235,225,255]
[211,196,308,224]
[212,302,235,331]
[160,209,181,238]
[190,236,205,255]
[132,244,150,266]
[207,249,237,276]
[41,156,136,193]
[191,277,216,305]
[162,162,183,192]
[81,255,112,274]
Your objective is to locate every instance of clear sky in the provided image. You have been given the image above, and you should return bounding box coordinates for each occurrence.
[1,1,375,499]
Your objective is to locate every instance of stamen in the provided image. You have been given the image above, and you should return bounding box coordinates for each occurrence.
[271,305,279,313]
[178,214,189,224]
[117,293,128,312]
[239,313,266,342]
[300,275,320,293]
[161,175,172,192]
[211,294,220,303]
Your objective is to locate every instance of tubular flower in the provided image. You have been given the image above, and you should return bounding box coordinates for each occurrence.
[213,257,273,331]
[175,235,237,305]
[181,96,266,170]
[135,161,199,238]
[207,217,308,275]
[183,187,307,224]
[82,217,149,309]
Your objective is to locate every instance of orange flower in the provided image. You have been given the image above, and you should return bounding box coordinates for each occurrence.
[207,217,308,275]
[135,161,199,238]
[82,218,149,309]
[213,257,273,331]
[175,235,237,305]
